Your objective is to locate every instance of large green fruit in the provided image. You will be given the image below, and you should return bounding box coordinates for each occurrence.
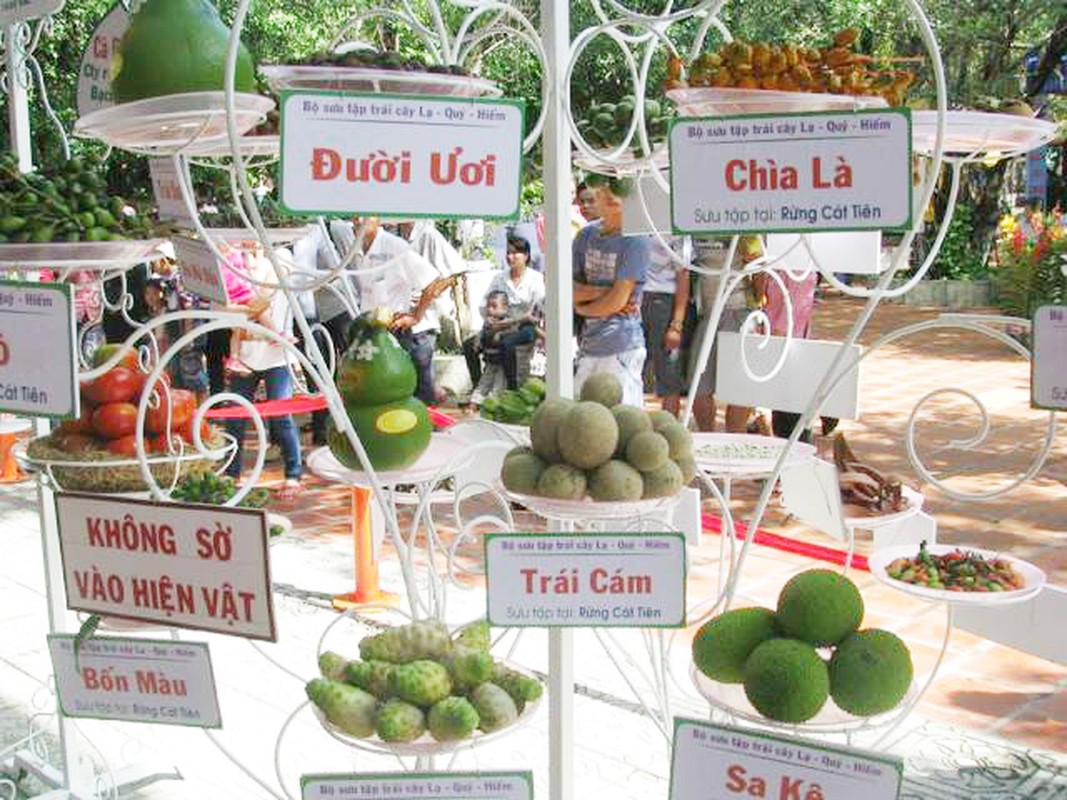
[337,312,417,407]
[743,639,829,723]
[327,396,431,472]
[692,607,778,684]
[111,0,257,103]
[776,569,864,647]
[829,629,913,716]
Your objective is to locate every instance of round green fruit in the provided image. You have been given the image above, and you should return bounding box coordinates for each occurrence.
[612,403,652,457]
[743,639,829,723]
[529,398,574,463]
[776,569,864,647]
[501,450,546,495]
[558,401,618,470]
[625,430,669,472]
[536,463,587,500]
[588,459,643,502]
[579,372,623,408]
[692,607,778,684]
[337,314,417,407]
[829,629,913,716]
[327,396,431,472]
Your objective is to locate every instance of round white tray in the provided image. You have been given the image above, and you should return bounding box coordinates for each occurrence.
[868,543,1046,606]
[691,664,915,735]
[260,65,501,98]
[666,87,887,117]
[843,485,924,529]
[912,110,1059,157]
[184,134,280,159]
[306,435,474,488]
[74,92,275,153]
[692,433,816,478]
[0,239,168,270]
[497,481,680,521]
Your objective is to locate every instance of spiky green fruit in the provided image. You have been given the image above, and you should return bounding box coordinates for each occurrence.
[376,699,426,743]
[388,660,453,708]
[359,620,453,663]
[471,682,519,732]
[306,678,377,738]
[344,660,394,699]
[427,696,480,742]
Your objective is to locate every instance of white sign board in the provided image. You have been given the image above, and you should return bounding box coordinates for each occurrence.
[765,231,885,276]
[48,634,221,728]
[280,92,524,219]
[484,533,686,627]
[149,158,194,227]
[75,2,128,116]
[302,772,534,800]
[670,109,912,234]
[0,0,64,26]
[172,235,229,304]
[1032,305,1067,409]
[0,280,78,418]
[669,719,902,800]
[55,493,277,641]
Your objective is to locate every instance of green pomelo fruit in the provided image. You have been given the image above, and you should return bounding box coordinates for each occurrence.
[829,629,913,716]
[579,372,623,408]
[558,402,618,470]
[327,396,431,473]
[625,430,669,472]
[692,607,778,684]
[642,458,683,498]
[337,313,417,407]
[743,639,829,723]
[530,398,574,463]
[612,403,652,457]
[776,569,864,647]
[588,459,643,502]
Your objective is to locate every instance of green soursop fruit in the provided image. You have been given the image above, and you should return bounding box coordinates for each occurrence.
[501,450,546,494]
[359,620,453,663]
[658,422,693,460]
[588,459,644,502]
[427,696,480,742]
[318,651,349,681]
[306,678,377,738]
[558,402,618,469]
[536,463,587,500]
[625,430,670,472]
[375,699,427,743]
[494,665,544,713]
[388,660,453,708]
[446,644,496,691]
[471,682,519,732]
[453,620,491,652]
[530,398,574,463]
[612,404,652,457]
[344,660,394,699]
[642,458,684,498]
[579,372,623,408]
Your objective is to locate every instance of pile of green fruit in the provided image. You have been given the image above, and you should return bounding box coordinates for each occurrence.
[0,155,151,244]
[692,569,913,723]
[575,96,671,152]
[297,49,471,76]
[306,620,542,745]
[171,472,270,509]
[500,372,696,502]
[479,377,546,425]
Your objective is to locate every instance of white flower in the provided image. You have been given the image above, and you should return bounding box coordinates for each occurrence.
[353,341,379,362]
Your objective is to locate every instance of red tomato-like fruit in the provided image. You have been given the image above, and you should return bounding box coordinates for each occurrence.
[92,343,141,372]
[105,434,140,457]
[82,367,144,405]
[91,402,139,440]
[144,387,195,433]
[57,402,96,435]
[178,416,212,445]
[52,432,99,454]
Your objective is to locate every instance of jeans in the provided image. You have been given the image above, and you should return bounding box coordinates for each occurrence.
[462,334,482,388]
[496,322,536,389]
[396,330,437,404]
[225,365,303,480]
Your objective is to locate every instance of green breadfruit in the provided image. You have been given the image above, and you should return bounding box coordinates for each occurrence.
[344,660,394,699]
[648,409,677,431]
[625,430,670,472]
[501,451,546,494]
[318,651,349,682]
[388,660,453,708]
[829,629,913,716]
[306,678,377,738]
[692,607,778,683]
[375,699,427,743]
[579,372,623,408]
[445,644,496,691]
[558,402,618,469]
[743,639,830,723]
[776,569,864,647]
[612,404,652,457]
[588,459,644,502]
[642,458,684,498]
[470,682,519,732]
[658,422,693,460]
[359,620,453,663]
[453,620,491,652]
[537,463,587,500]
[530,398,575,463]
[427,696,480,742]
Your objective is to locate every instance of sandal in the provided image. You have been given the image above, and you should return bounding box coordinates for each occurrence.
[274,479,304,502]
[225,356,253,376]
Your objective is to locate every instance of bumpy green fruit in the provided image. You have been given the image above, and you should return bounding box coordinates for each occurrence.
[471,683,519,732]
[588,459,644,502]
[388,660,453,708]
[427,696,480,742]
[537,463,587,500]
[501,451,546,494]
[743,639,829,723]
[642,458,683,498]
[376,699,426,743]
[453,620,491,652]
[318,651,348,682]
[579,372,623,408]
[494,665,543,713]
[446,644,496,691]
[776,569,864,647]
[344,660,394,699]
[625,430,670,472]
[692,607,778,684]
[359,620,453,663]
[829,629,913,716]
[306,678,377,738]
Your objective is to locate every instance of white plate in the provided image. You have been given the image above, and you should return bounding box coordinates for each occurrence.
[497,481,680,522]
[912,110,1059,156]
[184,134,280,158]
[692,433,815,478]
[843,485,923,528]
[0,239,168,270]
[74,92,275,153]
[691,664,914,734]
[260,65,501,98]
[306,435,475,488]
[666,87,887,117]
[868,543,1046,606]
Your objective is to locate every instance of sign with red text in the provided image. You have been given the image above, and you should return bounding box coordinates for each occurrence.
[48,635,221,728]
[301,772,534,800]
[669,719,902,800]
[669,109,912,235]
[172,235,229,304]
[75,1,128,116]
[0,280,77,418]
[1032,305,1067,409]
[0,0,64,26]
[149,158,195,227]
[484,533,686,628]
[55,493,276,641]
[279,92,524,220]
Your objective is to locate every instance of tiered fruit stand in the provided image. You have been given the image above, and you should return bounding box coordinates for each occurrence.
[0,0,1061,798]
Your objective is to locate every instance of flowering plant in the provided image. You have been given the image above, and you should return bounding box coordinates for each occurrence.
[993,207,1067,318]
